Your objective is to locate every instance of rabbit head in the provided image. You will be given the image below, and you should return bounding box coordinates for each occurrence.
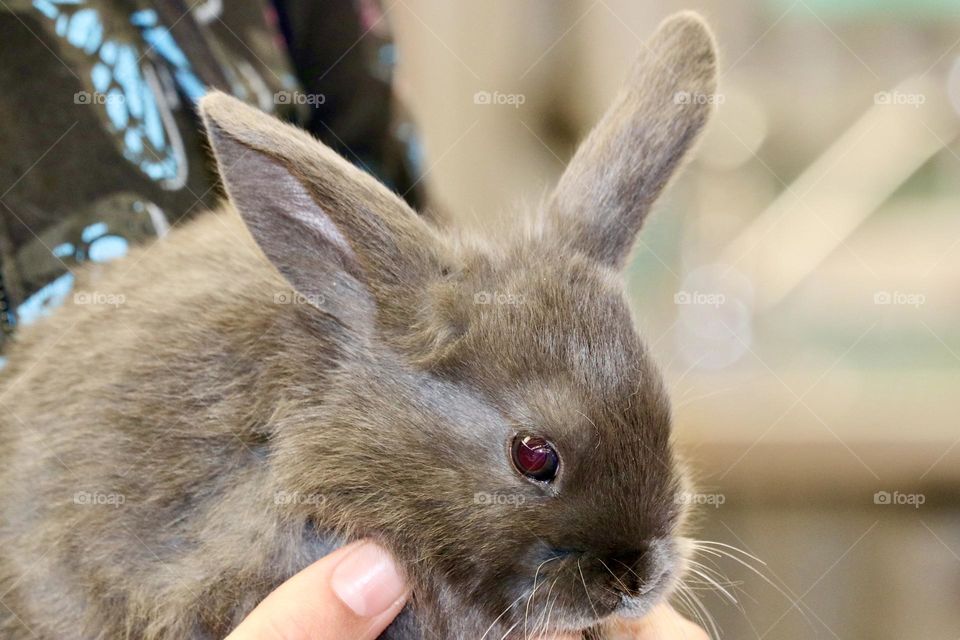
[200,11,716,637]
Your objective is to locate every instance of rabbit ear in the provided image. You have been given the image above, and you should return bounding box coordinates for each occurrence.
[548,12,717,268]
[199,92,444,332]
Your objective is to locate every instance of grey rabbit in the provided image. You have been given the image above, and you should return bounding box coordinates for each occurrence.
[0,12,717,640]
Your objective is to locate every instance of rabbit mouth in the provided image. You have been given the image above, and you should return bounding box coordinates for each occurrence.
[503,540,678,634]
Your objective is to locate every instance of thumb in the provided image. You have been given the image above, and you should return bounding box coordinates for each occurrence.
[226,541,409,640]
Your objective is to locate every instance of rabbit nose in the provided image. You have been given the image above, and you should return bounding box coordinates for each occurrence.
[607,547,667,596]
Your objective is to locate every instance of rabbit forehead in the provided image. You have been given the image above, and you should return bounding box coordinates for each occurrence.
[459,251,646,384]
[436,248,672,446]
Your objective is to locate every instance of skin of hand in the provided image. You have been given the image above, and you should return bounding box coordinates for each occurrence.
[601,605,710,640]
[226,540,408,640]
[227,540,708,640]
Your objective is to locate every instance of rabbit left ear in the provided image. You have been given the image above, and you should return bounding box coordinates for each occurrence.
[548,12,718,269]
[199,92,447,333]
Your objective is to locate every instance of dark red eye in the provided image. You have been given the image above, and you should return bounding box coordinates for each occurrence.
[511,435,559,482]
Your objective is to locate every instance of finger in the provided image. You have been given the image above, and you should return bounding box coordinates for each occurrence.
[226,540,409,640]
[606,604,710,639]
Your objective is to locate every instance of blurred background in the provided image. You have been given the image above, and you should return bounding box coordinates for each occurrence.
[1,0,958,637]
[389,1,960,638]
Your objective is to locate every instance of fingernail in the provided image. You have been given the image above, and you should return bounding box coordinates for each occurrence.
[330,542,407,617]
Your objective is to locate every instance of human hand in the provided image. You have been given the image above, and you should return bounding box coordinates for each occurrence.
[226,540,408,640]
[599,605,709,640]
[545,605,709,640]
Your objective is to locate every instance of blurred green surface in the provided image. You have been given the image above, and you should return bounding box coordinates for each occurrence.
[771,0,960,17]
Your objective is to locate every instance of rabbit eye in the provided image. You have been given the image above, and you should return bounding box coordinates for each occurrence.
[511,435,559,482]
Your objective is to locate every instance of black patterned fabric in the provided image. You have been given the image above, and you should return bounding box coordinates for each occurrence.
[0,0,425,354]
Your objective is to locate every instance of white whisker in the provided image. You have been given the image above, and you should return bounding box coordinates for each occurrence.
[686,537,817,633]
[480,592,527,640]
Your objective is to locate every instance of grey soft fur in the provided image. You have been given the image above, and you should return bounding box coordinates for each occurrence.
[0,12,717,640]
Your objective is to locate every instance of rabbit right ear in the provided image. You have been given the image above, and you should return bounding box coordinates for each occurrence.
[199,92,447,333]
[548,12,718,268]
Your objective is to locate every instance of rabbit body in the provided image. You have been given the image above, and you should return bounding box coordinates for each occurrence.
[0,12,719,640]
[0,210,341,638]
